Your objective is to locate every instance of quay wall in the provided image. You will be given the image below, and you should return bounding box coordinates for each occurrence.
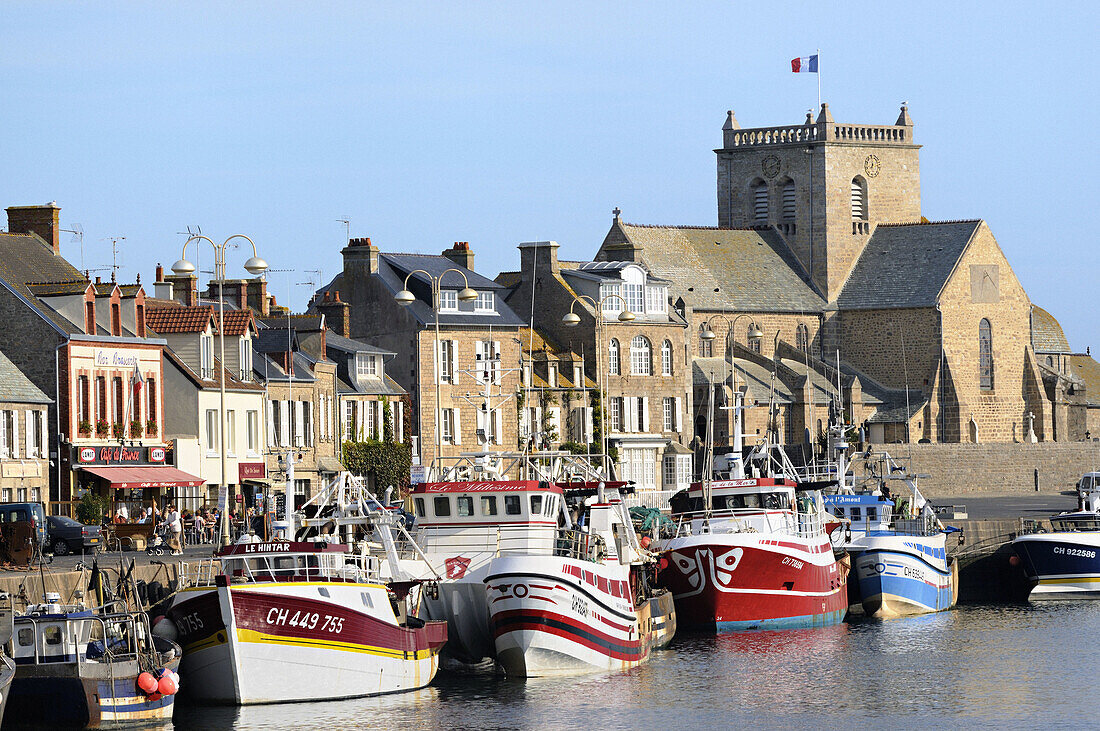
[944,518,1030,603]
[857,442,1100,496]
[0,563,178,612]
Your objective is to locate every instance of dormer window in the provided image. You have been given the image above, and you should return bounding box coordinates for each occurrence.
[623,283,644,314]
[474,292,494,311]
[238,338,253,381]
[645,285,667,315]
[438,290,458,311]
[200,332,214,379]
[356,354,378,378]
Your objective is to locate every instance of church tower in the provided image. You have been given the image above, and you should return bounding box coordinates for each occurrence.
[716,104,921,301]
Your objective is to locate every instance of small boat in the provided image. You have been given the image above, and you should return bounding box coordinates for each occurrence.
[824,492,958,617]
[1012,472,1100,600]
[484,480,675,677]
[160,472,447,704]
[4,592,179,728]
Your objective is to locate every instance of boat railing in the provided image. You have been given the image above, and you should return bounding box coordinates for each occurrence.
[15,611,144,665]
[621,489,679,512]
[177,559,220,588]
[552,528,601,562]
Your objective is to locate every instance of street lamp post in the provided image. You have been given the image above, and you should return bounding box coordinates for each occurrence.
[172,235,268,548]
[561,294,633,476]
[394,269,477,478]
[700,314,763,445]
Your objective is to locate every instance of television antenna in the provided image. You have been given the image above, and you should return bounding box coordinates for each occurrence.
[104,237,126,281]
[60,223,84,268]
[336,218,350,246]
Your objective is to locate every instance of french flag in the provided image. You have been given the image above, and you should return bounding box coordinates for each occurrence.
[791,55,818,73]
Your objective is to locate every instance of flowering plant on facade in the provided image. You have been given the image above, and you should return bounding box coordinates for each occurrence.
[145,420,158,436]
[95,419,109,437]
[129,420,143,438]
[78,420,92,437]
[111,422,125,439]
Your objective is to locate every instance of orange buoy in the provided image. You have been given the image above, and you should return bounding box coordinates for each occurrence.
[137,672,158,694]
[640,535,652,549]
[157,673,178,696]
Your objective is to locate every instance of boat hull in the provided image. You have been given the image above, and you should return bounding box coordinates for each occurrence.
[419,574,493,665]
[1012,532,1100,600]
[658,535,849,631]
[486,555,675,677]
[4,653,177,728]
[852,535,958,617]
[167,581,446,704]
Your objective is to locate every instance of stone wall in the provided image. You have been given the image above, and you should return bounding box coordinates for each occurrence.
[863,442,1100,496]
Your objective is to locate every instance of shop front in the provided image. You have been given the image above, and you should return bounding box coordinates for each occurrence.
[70,444,205,520]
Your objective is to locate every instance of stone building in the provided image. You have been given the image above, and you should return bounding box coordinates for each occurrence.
[496,241,693,493]
[312,239,525,468]
[595,105,1099,444]
[0,348,51,504]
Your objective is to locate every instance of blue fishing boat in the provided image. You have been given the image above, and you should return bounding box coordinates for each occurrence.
[824,492,958,617]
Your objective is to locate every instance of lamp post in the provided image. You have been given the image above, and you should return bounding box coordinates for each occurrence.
[394,269,477,477]
[561,294,633,475]
[172,234,268,548]
[700,314,763,443]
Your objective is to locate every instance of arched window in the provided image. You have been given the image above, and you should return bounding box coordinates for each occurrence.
[661,340,673,376]
[979,319,994,390]
[796,323,810,353]
[781,179,796,220]
[631,336,652,376]
[751,179,769,222]
[748,322,761,354]
[850,177,868,220]
[699,325,713,358]
[608,339,620,376]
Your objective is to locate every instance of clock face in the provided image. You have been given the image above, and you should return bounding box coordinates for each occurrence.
[864,154,881,178]
[762,155,781,179]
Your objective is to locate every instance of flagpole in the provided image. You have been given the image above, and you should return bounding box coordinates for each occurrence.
[817,48,822,111]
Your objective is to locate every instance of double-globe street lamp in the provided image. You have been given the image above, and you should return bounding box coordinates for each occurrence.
[700,314,764,422]
[561,294,634,475]
[394,269,477,477]
[172,234,268,547]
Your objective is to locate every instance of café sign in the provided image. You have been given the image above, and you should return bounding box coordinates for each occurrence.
[94,349,142,368]
[72,445,167,466]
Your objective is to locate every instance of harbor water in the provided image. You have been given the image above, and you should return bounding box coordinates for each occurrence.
[172,602,1098,729]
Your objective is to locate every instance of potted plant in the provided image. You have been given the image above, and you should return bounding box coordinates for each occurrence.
[111,422,125,439]
[145,419,158,436]
[129,420,143,438]
[78,419,92,437]
[95,419,109,437]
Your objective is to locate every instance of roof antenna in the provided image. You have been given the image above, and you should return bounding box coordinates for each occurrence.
[105,236,126,281]
[60,224,84,269]
[336,218,350,247]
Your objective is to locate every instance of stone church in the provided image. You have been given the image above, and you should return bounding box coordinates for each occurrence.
[596,104,1097,444]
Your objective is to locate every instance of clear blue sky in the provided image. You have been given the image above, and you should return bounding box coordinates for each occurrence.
[3,2,1097,350]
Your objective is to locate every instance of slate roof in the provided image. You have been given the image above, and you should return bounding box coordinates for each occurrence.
[692,357,794,404]
[1067,354,1100,407]
[326,332,393,356]
[0,348,52,405]
[0,232,87,334]
[1031,305,1071,353]
[254,327,299,354]
[163,348,265,392]
[835,221,982,309]
[605,223,826,312]
[26,280,90,296]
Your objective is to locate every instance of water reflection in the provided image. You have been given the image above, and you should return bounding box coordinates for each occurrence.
[174,604,1100,729]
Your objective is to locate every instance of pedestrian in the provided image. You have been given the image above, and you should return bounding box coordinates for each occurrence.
[194,511,207,543]
[163,504,183,555]
[116,503,128,522]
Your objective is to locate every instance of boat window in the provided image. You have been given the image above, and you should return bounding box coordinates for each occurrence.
[361,592,374,608]
[273,556,297,572]
[866,507,877,522]
[505,495,522,516]
[434,496,451,517]
[851,507,862,522]
[457,496,474,517]
[17,628,32,646]
[763,493,782,510]
[530,495,543,515]
[544,496,555,516]
[44,625,62,645]
[414,498,425,518]
[481,496,498,516]
[743,494,761,508]
[720,496,743,510]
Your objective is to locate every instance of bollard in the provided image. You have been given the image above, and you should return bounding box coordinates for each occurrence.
[1034,468,1040,492]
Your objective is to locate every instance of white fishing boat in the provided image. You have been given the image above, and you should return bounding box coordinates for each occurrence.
[159,472,446,705]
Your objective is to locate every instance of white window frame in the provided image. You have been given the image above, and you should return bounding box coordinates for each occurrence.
[225,410,236,457]
[246,410,259,455]
[205,409,219,455]
[357,354,378,378]
[630,336,651,376]
[438,290,458,311]
[624,283,644,314]
[238,337,252,381]
[474,291,494,311]
[663,397,674,432]
[609,397,622,433]
[661,340,673,376]
[200,332,214,379]
[608,339,621,376]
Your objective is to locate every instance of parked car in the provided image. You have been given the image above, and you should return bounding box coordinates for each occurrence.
[45,515,101,556]
[0,503,48,550]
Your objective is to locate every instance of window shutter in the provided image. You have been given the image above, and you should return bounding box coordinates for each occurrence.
[395,402,403,443]
[24,412,33,457]
[624,397,635,432]
[452,408,461,444]
[492,409,502,445]
[584,406,594,444]
[40,412,47,458]
[434,340,442,385]
[306,401,314,446]
[474,341,484,384]
[11,413,19,458]
[450,340,459,385]
[280,401,290,447]
[0,413,7,458]
[493,341,502,385]
[266,401,276,446]
[641,397,650,433]
[476,409,487,444]
[674,397,683,432]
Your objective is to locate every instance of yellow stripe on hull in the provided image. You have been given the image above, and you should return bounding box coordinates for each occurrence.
[235,628,438,660]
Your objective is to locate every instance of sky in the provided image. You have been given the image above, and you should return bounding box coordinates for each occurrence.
[2,2,1097,350]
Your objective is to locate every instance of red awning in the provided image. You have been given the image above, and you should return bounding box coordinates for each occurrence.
[80,465,206,490]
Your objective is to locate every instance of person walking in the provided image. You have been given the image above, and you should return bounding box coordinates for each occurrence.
[164,504,183,555]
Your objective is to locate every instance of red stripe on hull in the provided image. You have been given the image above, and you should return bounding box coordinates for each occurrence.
[659,542,849,627]
[491,608,645,661]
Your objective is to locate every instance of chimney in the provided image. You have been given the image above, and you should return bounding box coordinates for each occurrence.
[315,290,352,338]
[152,263,173,299]
[518,240,561,279]
[443,241,474,271]
[246,277,269,316]
[342,236,380,279]
[6,203,61,254]
[164,272,198,307]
